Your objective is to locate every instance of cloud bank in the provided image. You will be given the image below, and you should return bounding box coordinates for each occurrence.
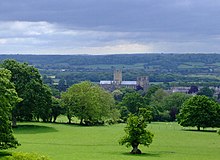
[1,0,220,54]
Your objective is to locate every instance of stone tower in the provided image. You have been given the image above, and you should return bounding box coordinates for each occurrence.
[137,76,149,91]
[113,69,122,85]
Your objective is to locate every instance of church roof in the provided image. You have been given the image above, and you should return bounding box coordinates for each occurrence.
[100,81,113,85]
[100,80,137,85]
[121,81,137,85]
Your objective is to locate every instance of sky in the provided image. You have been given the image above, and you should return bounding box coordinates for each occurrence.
[1,0,220,55]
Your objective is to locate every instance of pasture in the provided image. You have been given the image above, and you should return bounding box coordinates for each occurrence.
[1,122,220,160]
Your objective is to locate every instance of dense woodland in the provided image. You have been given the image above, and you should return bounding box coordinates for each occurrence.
[1,54,220,90]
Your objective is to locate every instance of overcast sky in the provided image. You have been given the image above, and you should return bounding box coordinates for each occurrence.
[1,0,220,54]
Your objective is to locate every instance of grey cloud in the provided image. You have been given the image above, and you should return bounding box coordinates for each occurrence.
[1,0,220,33]
[1,0,220,54]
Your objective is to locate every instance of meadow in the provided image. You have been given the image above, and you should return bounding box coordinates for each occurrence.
[1,122,220,160]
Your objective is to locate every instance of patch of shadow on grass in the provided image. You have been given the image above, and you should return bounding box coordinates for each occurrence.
[59,122,108,128]
[0,151,12,157]
[182,129,217,133]
[122,152,160,157]
[14,125,58,134]
[121,150,176,158]
[20,142,116,147]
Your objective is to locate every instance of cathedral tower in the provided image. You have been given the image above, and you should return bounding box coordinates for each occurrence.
[113,69,122,85]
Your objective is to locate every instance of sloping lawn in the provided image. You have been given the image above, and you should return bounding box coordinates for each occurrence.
[1,122,219,160]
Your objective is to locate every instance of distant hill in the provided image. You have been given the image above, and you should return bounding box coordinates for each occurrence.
[1,53,220,65]
[1,53,220,86]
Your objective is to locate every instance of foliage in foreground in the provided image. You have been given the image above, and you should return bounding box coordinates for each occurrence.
[0,69,20,150]
[178,95,220,131]
[119,109,154,154]
[6,152,50,160]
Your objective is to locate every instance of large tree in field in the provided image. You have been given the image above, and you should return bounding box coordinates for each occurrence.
[119,109,154,154]
[0,69,20,149]
[1,59,52,125]
[61,81,118,125]
[178,95,220,131]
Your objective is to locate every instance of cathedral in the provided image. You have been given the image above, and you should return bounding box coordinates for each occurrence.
[100,70,149,91]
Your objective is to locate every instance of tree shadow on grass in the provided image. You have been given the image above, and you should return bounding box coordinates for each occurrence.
[182,129,217,133]
[120,150,176,158]
[13,125,58,134]
[121,152,160,157]
[0,151,12,157]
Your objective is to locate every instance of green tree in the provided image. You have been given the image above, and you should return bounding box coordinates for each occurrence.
[150,89,169,112]
[121,92,146,114]
[197,87,214,98]
[61,81,118,125]
[149,88,169,121]
[1,59,52,125]
[50,97,64,123]
[119,109,154,154]
[144,85,161,104]
[162,92,191,121]
[31,83,52,122]
[178,95,220,131]
[112,89,123,102]
[0,69,21,149]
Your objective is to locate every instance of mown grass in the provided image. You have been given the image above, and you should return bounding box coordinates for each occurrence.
[1,122,220,160]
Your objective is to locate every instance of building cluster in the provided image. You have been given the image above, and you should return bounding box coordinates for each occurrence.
[170,86,220,97]
[100,70,149,91]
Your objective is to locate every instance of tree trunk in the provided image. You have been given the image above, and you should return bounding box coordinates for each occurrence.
[197,126,200,131]
[131,144,142,154]
[67,115,71,124]
[68,117,71,124]
[80,118,83,125]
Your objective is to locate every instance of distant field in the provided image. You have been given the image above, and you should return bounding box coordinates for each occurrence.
[75,63,146,70]
[183,74,220,81]
[1,122,219,160]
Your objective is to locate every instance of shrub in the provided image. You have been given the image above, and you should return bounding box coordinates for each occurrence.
[8,152,51,160]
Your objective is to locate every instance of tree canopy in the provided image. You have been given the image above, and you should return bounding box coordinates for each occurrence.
[121,92,146,114]
[162,92,191,121]
[1,59,52,125]
[50,97,64,123]
[178,95,220,130]
[61,81,119,125]
[197,87,214,98]
[0,69,20,149]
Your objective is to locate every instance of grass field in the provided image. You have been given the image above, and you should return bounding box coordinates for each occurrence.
[1,122,220,160]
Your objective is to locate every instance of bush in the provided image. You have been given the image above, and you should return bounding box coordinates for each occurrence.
[218,130,220,135]
[8,152,51,160]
